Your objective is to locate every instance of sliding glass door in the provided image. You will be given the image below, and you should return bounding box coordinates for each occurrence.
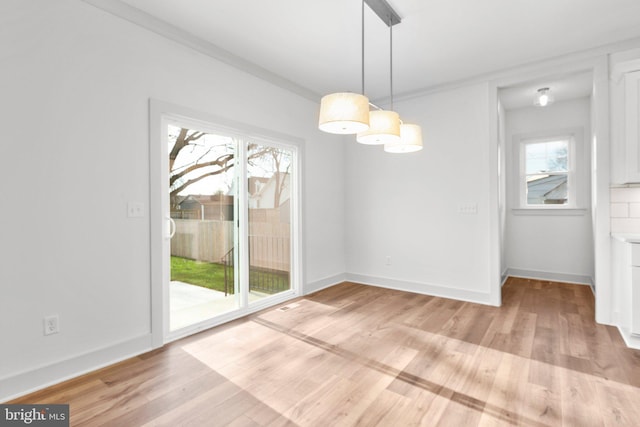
[157,111,299,342]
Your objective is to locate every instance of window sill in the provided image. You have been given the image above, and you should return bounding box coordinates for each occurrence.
[511,208,587,216]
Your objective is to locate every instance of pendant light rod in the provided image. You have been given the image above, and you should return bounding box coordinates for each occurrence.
[361,0,365,95]
[364,0,401,27]
[389,17,393,111]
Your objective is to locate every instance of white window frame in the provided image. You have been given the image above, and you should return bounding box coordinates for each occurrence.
[512,128,586,215]
[519,135,575,208]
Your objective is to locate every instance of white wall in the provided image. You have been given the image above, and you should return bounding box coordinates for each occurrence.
[498,101,507,281]
[345,83,497,304]
[0,0,345,400]
[503,97,594,283]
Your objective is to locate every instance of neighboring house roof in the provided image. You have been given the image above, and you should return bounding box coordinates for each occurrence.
[174,195,189,205]
[527,175,567,204]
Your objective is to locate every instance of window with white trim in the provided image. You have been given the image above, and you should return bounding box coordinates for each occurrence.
[520,136,575,207]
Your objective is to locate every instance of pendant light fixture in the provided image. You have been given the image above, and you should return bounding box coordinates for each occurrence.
[318,92,370,134]
[385,123,424,153]
[319,0,422,153]
[534,87,554,107]
[383,10,423,153]
[357,13,401,145]
[318,1,369,134]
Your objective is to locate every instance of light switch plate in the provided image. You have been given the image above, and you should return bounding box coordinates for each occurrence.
[127,202,144,218]
[458,203,478,215]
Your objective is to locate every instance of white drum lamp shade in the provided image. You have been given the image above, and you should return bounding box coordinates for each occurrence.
[318,92,370,134]
[384,123,423,153]
[356,110,401,145]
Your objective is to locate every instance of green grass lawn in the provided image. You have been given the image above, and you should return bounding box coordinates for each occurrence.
[171,256,229,293]
[170,256,289,294]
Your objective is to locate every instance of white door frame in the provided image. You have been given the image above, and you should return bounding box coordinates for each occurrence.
[149,100,305,347]
[488,55,611,323]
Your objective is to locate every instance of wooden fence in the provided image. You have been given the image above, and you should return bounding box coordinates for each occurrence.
[171,220,233,263]
[171,219,290,272]
[248,222,290,272]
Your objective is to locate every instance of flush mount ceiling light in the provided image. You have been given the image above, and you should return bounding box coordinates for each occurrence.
[319,0,422,154]
[534,87,554,107]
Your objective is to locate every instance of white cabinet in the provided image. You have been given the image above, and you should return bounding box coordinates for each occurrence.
[624,71,640,183]
[632,245,640,335]
[611,236,640,339]
[611,55,640,184]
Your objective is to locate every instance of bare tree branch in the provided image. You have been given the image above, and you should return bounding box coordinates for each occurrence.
[185,131,205,143]
[170,153,234,187]
[170,164,234,198]
[168,129,207,171]
[168,129,282,202]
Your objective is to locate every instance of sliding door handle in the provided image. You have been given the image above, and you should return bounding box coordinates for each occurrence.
[167,216,176,239]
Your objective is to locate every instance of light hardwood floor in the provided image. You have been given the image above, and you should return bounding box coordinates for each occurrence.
[10,278,640,426]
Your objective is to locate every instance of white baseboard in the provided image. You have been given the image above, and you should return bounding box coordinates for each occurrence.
[617,326,640,350]
[0,334,152,402]
[0,270,496,402]
[506,268,594,287]
[2,273,347,402]
[304,273,347,295]
[501,269,509,287]
[345,273,496,306]
[612,310,622,325]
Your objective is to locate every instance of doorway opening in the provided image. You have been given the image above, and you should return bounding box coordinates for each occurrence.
[497,71,595,288]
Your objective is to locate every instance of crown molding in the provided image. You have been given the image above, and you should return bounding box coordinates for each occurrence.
[379,35,640,106]
[80,1,640,107]
[81,0,321,103]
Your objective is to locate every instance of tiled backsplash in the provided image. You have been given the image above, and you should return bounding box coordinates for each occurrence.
[611,187,640,233]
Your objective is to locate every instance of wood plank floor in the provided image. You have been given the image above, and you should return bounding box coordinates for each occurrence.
[10,277,640,426]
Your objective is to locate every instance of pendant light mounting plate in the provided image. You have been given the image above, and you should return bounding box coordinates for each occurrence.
[364,0,401,27]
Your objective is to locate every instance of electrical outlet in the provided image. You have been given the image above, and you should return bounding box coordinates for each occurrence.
[44,315,59,335]
[385,256,392,266]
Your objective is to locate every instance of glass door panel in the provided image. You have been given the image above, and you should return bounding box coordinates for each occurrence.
[167,124,239,331]
[246,143,292,304]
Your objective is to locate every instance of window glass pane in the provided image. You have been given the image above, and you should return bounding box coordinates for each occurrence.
[526,174,568,205]
[247,143,292,302]
[167,124,239,331]
[525,140,568,174]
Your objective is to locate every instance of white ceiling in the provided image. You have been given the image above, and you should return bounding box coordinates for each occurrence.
[115,0,640,103]
[499,71,593,110]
